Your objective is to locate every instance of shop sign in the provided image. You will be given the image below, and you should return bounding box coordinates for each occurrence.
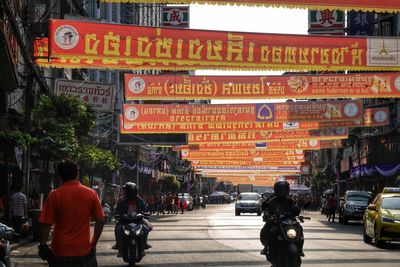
[55,79,115,112]
[162,6,189,28]
[309,10,344,32]
[348,11,374,36]
[97,0,400,13]
[48,19,400,71]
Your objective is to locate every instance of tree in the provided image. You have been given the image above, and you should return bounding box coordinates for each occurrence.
[310,170,335,197]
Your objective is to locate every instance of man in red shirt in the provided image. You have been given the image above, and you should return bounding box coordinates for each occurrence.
[38,158,104,267]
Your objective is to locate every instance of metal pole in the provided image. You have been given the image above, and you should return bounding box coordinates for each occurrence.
[136,158,139,189]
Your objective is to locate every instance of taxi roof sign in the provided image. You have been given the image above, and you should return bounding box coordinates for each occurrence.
[382,187,400,193]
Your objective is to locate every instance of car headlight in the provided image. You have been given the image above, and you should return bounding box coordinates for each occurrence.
[344,204,353,211]
[286,228,297,239]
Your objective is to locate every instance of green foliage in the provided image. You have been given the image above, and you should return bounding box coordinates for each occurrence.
[0,130,34,147]
[310,172,335,197]
[164,175,181,193]
[78,145,120,172]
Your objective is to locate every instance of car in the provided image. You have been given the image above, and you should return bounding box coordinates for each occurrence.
[235,192,261,216]
[339,190,372,224]
[363,187,400,248]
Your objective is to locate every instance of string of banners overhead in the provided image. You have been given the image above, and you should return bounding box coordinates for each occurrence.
[123,100,363,125]
[124,73,400,100]
[48,19,400,72]
[97,0,400,13]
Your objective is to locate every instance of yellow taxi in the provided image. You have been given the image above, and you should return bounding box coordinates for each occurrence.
[363,187,400,247]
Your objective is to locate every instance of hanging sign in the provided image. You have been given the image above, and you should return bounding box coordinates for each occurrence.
[124,73,400,100]
[162,6,189,28]
[49,19,400,72]
[188,155,305,162]
[308,10,345,34]
[188,128,348,144]
[98,1,400,13]
[194,166,301,172]
[182,150,304,160]
[191,161,302,167]
[123,100,362,125]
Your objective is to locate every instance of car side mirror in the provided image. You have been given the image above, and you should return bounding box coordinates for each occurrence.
[367,205,377,211]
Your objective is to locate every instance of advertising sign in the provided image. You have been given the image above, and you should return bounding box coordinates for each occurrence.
[49,19,400,71]
[54,79,115,112]
[98,1,400,13]
[191,161,302,167]
[309,10,345,32]
[125,73,400,100]
[348,11,374,36]
[123,100,362,125]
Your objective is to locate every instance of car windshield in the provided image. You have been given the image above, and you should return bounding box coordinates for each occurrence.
[347,194,370,202]
[239,194,259,201]
[381,197,400,209]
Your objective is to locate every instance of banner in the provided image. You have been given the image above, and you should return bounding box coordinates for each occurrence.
[188,128,347,144]
[49,19,400,72]
[188,155,305,162]
[190,160,303,166]
[98,1,400,13]
[124,73,400,100]
[181,149,304,159]
[123,100,362,125]
[176,139,342,151]
[120,107,388,133]
[194,166,301,171]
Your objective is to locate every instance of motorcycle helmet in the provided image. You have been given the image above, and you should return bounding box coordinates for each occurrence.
[123,182,138,200]
[274,179,290,200]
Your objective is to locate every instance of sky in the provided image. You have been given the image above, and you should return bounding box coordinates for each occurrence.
[189,4,309,103]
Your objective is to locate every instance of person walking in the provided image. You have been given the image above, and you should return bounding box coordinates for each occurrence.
[9,185,28,237]
[173,194,179,214]
[166,193,173,214]
[327,193,338,223]
[38,158,105,267]
[179,193,186,214]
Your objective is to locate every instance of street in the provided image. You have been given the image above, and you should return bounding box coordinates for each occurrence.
[10,204,400,267]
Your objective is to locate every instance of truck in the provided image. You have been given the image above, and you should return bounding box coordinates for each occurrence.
[237,184,253,194]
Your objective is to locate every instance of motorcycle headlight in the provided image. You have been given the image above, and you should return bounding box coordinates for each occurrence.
[124,229,131,236]
[134,225,143,236]
[286,228,297,239]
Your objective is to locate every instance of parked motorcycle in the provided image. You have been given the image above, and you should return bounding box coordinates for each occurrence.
[118,213,148,266]
[263,214,310,267]
[0,223,14,267]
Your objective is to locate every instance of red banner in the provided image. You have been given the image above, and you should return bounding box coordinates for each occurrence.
[49,19,400,72]
[120,107,388,133]
[181,150,304,159]
[124,73,400,100]
[191,161,302,167]
[123,100,362,125]
[99,1,400,13]
[188,128,347,144]
[188,156,305,162]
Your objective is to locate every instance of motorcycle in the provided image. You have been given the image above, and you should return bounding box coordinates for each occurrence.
[118,213,149,266]
[0,223,14,267]
[263,214,310,267]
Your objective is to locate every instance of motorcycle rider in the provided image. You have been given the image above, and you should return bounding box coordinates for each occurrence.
[260,179,302,262]
[113,182,152,256]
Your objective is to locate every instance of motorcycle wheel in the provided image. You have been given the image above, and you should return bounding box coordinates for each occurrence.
[287,255,301,267]
[0,261,6,267]
[128,243,137,266]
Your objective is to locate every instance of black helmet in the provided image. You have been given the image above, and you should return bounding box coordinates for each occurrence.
[274,179,290,200]
[123,182,138,200]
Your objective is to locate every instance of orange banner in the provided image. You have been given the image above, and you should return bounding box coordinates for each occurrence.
[123,101,362,125]
[188,128,348,144]
[188,156,305,162]
[120,107,388,133]
[176,139,342,151]
[191,160,303,166]
[99,0,400,13]
[181,150,304,159]
[124,73,400,100]
[194,166,301,172]
[49,19,400,72]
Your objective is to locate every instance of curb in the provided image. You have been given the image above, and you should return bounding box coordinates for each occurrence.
[10,237,36,251]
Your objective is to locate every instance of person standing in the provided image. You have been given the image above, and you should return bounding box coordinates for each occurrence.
[327,193,338,222]
[38,158,105,267]
[173,194,179,214]
[179,193,186,214]
[9,185,28,237]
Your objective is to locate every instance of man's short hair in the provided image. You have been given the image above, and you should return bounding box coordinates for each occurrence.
[57,158,79,181]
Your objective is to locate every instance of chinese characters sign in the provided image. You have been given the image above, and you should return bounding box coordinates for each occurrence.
[124,73,400,100]
[123,101,362,125]
[98,0,400,13]
[49,19,400,71]
[162,6,189,28]
[55,79,115,112]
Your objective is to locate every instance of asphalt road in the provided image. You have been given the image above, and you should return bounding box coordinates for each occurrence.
[10,204,400,267]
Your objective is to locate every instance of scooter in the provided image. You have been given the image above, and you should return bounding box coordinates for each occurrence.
[263,214,310,267]
[118,213,148,266]
[0,223,14,267]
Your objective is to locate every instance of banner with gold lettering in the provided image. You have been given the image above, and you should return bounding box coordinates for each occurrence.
[98,1,400,13]
[181,149,304,159]
[123,101,362,125]
[188,156,305,162]
[194,166,301,172]
[49,19,400,72]
[190,160,303,166]
[124,73,400,100]
[188,128,347,144]
[120,107,388,133]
